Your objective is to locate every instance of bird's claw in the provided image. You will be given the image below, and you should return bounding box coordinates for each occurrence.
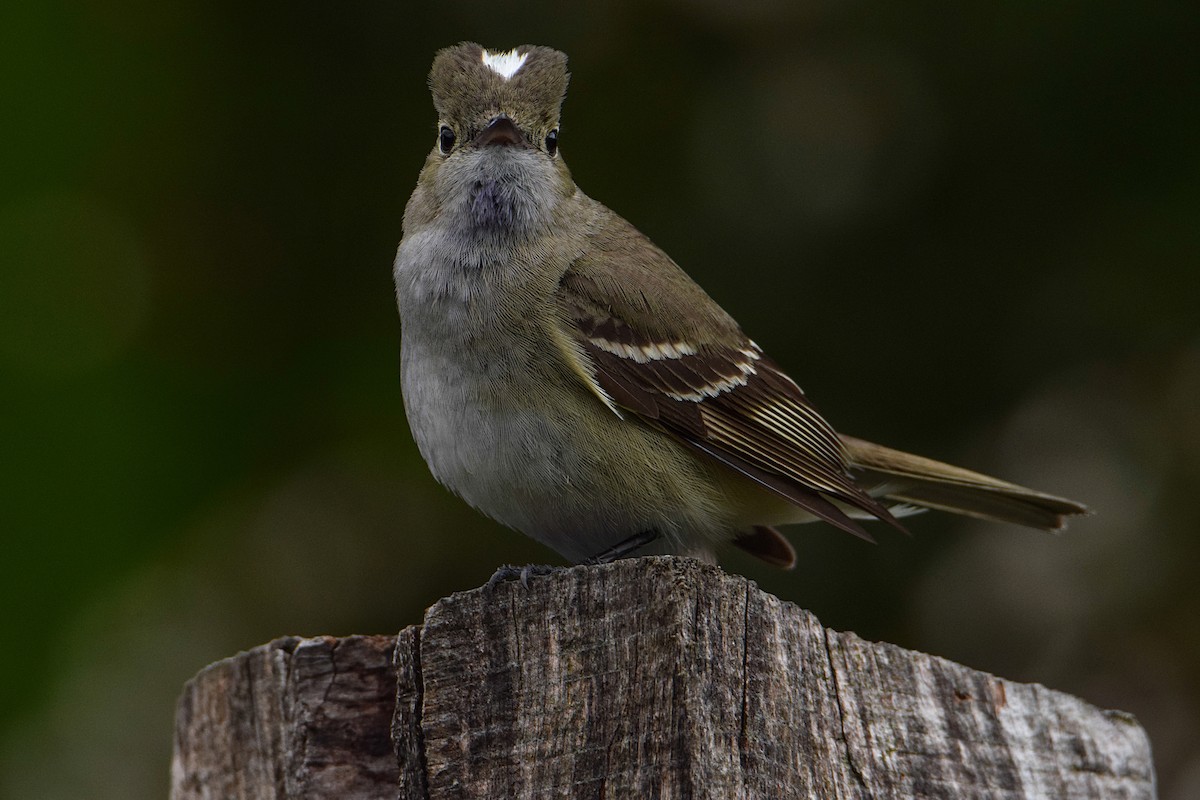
[485,563,561,592]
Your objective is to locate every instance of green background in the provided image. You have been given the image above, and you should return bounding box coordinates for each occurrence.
[2,1,1197,797]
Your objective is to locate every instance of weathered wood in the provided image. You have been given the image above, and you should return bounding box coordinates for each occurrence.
[172,557,1157,799]
[398,557,1155,799]
[171,634,398,799]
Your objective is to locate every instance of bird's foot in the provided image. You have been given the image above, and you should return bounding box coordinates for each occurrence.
[485,530,662,591]
[485,563,562,592]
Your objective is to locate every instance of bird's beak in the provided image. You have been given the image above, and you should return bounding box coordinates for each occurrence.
[473,115,528,148]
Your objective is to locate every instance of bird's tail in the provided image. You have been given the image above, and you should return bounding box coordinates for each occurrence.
[839,434,1089,531]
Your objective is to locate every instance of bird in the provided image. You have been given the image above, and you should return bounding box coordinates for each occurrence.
[392,42,1087,570]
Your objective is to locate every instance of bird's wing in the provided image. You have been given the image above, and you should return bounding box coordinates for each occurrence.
[552,209,903,540]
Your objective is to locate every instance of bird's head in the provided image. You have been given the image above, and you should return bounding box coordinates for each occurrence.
[415,43,574,234]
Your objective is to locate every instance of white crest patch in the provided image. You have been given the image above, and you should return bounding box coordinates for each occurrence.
[482,48,529,80]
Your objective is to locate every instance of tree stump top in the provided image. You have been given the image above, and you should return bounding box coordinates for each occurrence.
[172,557,1157,799]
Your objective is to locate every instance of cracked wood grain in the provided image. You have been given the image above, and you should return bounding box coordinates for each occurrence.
[171,558,1156,799]
[396,558,1155,799]
[171,635,398,799]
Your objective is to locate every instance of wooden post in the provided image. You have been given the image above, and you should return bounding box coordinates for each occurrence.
[172,557,1157,799]
[171,634,399,799]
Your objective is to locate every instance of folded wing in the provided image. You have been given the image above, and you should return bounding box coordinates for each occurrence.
[554,220,904,540]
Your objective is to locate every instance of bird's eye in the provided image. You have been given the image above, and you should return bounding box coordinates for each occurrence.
[545,128,559,157]
[438,126,456,154]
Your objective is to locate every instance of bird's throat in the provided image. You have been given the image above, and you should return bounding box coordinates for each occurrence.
[469,179,516,229]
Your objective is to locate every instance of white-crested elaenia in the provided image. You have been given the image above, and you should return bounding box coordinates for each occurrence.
[393,43,1087,569]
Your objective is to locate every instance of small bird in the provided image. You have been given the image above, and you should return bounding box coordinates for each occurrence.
[393,43,1087,569]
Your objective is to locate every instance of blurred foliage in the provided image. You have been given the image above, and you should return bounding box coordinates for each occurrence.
[1,1,1198,797]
